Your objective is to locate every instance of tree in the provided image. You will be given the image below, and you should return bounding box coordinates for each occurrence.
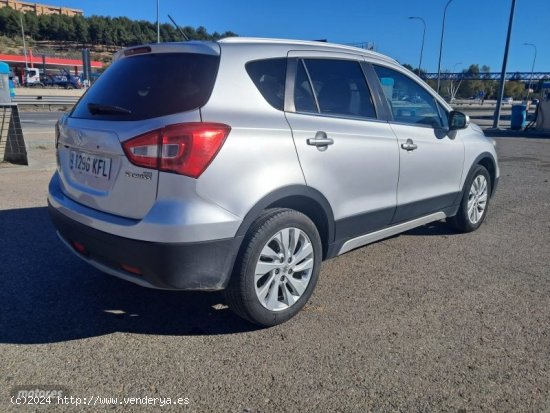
[88,15,105,44]
[479,65,497,99]
[402,63,414,73]
[73,15,89,44]
[111,17,132,45]
[220,31,237,38]
[57,15,75,42]
[182,26,197,40]
[23,12,39,38]
[0,7,21,36]
[129,21,146,45]
[504,81,525,99]
[447,70,463,101]
[100,17,113,45]
[159,23,178,42]
[459,64,483,98]
[196,26,209,40]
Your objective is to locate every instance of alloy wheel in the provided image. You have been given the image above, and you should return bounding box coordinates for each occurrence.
[254,227,314,311]
[467,175,488,224]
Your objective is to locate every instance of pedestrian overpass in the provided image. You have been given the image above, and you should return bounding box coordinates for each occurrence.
[421,72,550,81]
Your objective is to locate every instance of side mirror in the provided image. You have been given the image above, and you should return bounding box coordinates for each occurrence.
[449,111,470,130]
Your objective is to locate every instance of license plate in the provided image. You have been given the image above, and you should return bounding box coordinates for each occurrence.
[70,150,112,180]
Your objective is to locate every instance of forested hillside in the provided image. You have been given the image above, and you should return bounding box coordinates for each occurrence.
[0,6,236,46]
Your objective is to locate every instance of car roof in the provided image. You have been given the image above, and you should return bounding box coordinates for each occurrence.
[219,37,398,65]
[117,37,399,67]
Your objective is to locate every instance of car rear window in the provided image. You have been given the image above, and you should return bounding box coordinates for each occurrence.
[246,58,287,111]
[71,53,219,121]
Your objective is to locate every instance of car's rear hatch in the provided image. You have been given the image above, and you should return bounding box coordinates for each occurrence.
[56,42,220,220]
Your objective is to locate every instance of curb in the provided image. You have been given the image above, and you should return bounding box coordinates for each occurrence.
[483,128,550,139]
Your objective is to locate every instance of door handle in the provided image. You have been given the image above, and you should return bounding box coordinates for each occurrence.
[401,139,418,151]
[307,131,334,151]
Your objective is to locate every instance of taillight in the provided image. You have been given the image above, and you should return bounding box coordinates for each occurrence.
[122,123,231,178]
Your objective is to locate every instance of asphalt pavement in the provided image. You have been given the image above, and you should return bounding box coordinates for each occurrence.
[19,111,64,129]
[0,117,549,412]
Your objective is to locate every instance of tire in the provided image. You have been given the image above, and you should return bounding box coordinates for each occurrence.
[449,165,491,233]
[224,208,322,326]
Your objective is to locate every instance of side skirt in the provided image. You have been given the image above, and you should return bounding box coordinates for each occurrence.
[337,212,447,255]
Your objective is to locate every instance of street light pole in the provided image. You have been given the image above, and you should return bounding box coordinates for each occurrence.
[19,14,29,72]
[408,16,426,75]
[493,0,516,129]
[157,0,160,43]
[524,43,537,102]
[436,0,455,94]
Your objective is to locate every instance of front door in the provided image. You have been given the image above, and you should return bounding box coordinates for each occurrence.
[371,64,465,223]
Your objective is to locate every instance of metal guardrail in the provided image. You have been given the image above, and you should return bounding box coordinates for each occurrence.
[13,96,79,106]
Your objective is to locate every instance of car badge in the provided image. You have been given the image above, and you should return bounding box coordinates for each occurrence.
[75,130,84,146]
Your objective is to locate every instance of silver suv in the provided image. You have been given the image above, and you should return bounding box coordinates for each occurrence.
[48,38,499,326]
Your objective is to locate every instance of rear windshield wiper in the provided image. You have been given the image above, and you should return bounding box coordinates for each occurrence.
[87,103,132,116]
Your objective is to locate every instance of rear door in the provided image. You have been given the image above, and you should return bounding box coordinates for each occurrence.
[57,46,220,219]
[284,52,399,241]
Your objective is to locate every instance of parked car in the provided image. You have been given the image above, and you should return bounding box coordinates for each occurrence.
[503,97,514,104]
[48,38,499,326]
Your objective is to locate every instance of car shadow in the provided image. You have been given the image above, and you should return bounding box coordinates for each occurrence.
[370,220,457,246]
[403,220,457,237]
[0,207,259,345]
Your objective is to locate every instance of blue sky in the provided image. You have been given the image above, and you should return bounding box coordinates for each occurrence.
[45,0,549,73]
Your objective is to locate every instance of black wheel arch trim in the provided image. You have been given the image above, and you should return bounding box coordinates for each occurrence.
[454,151,498,205]
[234,185,335,253]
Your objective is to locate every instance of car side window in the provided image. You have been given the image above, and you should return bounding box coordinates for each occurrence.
[246,58,287,111]
[294,60,318,113]
[296,59,376,119]
[373,65,444,128]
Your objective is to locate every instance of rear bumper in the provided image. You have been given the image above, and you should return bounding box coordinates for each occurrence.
[49,204,242,290]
